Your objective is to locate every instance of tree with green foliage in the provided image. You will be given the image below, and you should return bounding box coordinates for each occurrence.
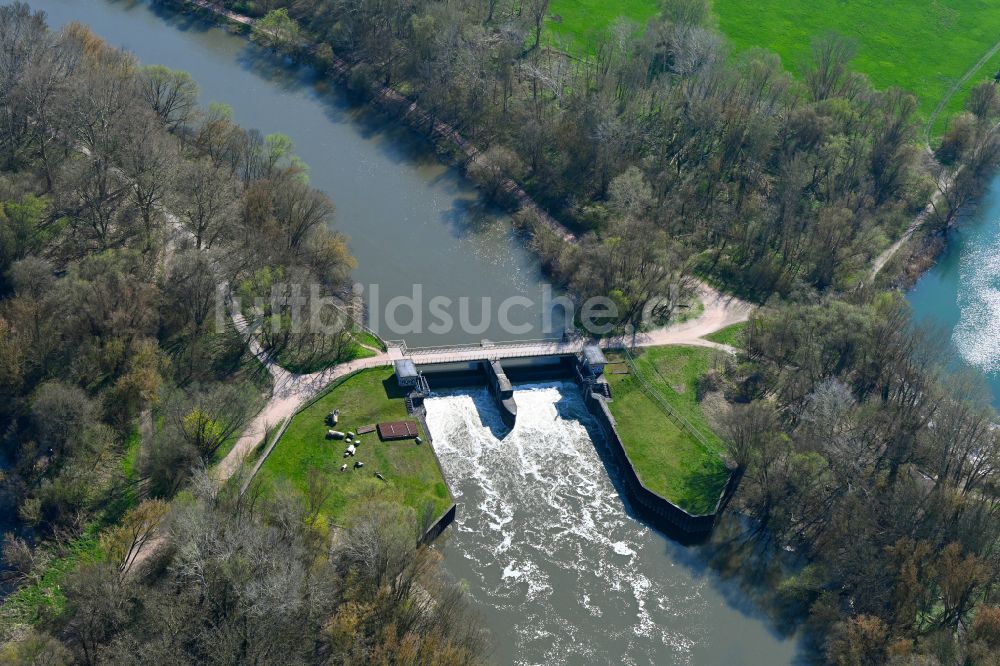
[251,8,301,54]
[137,65,199,131]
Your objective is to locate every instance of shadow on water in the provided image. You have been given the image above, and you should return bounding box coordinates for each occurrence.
[118,0,471,188]
[126,0,221,36]
[547,384,818,663]
[225,41,515,246]
[435,388,512,441]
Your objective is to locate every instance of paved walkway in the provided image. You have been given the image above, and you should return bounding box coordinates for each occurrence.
[215,313,400,481]
[216,283,751,481]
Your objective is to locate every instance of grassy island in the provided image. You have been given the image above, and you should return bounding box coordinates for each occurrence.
[257,368,452,528]
[604,346,730,515]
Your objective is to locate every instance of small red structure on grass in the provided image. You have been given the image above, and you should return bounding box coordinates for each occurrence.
[377,420,419,441]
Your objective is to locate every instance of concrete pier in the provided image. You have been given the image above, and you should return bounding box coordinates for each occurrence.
[485,360,517,429]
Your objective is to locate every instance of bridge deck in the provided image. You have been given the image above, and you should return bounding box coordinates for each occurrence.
[401,340,586,365]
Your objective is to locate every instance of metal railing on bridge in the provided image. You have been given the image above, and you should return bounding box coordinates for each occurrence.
[385,336,584,359]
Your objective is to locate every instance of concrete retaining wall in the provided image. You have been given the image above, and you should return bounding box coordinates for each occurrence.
[412,353,731,536]
[420,502,457,545]
[581,389,725,535]
[484,360,517,429]
[413,409,458,545]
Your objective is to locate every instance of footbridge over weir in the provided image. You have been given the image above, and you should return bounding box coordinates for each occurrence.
[389,338,610,432]
[385,337,588,365]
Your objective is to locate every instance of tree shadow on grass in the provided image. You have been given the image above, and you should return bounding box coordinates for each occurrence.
[677,464,731,515]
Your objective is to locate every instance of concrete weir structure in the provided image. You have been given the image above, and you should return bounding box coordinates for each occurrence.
[485,360,517,429]
[392,340,732,536]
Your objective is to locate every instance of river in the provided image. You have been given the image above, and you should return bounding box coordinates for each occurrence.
[908,172,1000,407]
[24,0,804,662]
[426,384,801,665]
[32,0,560,347]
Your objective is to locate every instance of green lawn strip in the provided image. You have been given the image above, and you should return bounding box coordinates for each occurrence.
[547,0,658,52]
[121,426,141,484]
[624,346,726,448]
[604,346,729,514]
[256,368,451,528]
[1,529,103,629]
[712,0,1000,125]
[704,322,747,348]
[3,425,152,628]
[271,326,380,375]
[353,328,387,352]
[273,339,376,375]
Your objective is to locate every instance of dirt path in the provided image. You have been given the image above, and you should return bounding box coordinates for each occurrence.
[619,283,751,352]
[215,283,749,482]
[134,0,755,543]
[869,185,943,279]
[873,37,1000,280]
[924,37,1000,147]
[214,314,399,482]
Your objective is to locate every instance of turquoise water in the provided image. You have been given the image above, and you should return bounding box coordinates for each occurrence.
[907,172,1000,407]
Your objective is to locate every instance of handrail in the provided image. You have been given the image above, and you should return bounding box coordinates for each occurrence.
[399,336,577,356]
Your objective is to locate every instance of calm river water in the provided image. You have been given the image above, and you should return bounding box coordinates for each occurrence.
[908,172,1000,407]
[33,0,559,347]
[26,0,805,662]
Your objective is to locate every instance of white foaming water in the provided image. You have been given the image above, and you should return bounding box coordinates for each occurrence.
[425,382,798,665]
[954,232,1000,373]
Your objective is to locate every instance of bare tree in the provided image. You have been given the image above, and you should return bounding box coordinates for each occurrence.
[526,0,549,50]
[137,64,198,131]
[175,157,240,249]
[804,33,857,102]
[118,110,180,240]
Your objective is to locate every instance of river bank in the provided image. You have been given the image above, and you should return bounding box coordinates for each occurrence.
[161,0,991,362]
[172,0,1000,414]
[907,170,1000,407]
[171,0,578,243]
[35,0,569,347]
[11,2,808,661]
[426,384,804,664]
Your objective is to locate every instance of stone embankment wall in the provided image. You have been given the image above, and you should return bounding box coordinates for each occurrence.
[580,387,731,536]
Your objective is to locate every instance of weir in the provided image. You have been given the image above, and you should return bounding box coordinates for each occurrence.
[22,2,803,661]
[484,360,517,429]
[392,343,729,535]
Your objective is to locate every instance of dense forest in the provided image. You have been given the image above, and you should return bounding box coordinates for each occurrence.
[201,0,1000,662]
[0,5,487,663]
[714,294,1000,664]
[2,0,1000,663]
[211,0,1000,306]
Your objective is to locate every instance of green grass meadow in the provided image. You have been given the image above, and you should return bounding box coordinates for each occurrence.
[604,346,729,515]
[548,0,659,50]
[714,0,1000,130]
[704,321,747,348]
[257,368,452,528]
[548,0,1000,134]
